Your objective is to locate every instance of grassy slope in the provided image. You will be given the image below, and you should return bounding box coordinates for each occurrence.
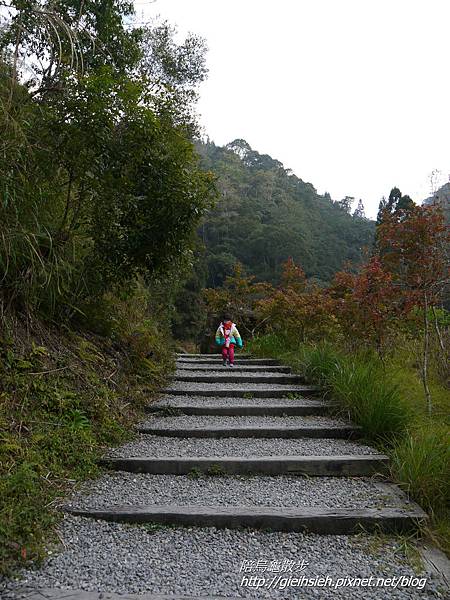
[0,313,174,576]
[247,334,450,556]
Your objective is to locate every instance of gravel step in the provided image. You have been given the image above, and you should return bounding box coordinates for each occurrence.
[65,472,415,511]
[163,382,320,398]
[147,397,330,416]
[176,364,291,372]
[173,374,305,384]
[137,414,359,439]
[176,358,280,366]
[153,396,330,407]
[66,505,426,536]
[7,516,440,599]
[139,415,348,427]
[137,426,359,439]
[101,455,389,477]
[106,436,380,458]
[177,353,252,358]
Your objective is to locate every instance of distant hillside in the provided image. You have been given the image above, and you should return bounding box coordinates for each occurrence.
[423,181,450,224]
[197,139,375,286]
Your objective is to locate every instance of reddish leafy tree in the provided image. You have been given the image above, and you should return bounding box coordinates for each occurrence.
[280,257,307,292]
[327,261,402,354]
[257,259,338,343]
[352,257,403,354]
[377,205,449,412]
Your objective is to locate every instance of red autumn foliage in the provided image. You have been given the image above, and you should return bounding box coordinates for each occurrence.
[376,205,449,305]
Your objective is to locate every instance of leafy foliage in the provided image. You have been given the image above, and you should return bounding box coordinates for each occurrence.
[0,5,215,317]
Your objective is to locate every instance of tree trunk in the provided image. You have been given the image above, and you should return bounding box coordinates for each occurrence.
[431,305,446,354]
[422,292,432,415]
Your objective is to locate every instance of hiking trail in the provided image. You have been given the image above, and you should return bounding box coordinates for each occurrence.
[4,353,448,599]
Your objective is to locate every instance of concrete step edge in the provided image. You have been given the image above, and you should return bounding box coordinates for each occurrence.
[136,425,361,439]
[145,403,331,416]
[173,375,305,384]
[64,504,427,535]
[176,366,291,372]
[176,358,280,365]
[161,387,321,399]
[100,455,390,476]
[175,352,252,358]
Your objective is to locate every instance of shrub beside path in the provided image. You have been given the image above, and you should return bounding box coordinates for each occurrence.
[2,354,449,599]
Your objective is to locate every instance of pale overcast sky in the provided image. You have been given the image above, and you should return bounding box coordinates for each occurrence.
[136,0,449,218]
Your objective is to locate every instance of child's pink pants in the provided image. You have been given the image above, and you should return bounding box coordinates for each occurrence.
[222,344,235,364]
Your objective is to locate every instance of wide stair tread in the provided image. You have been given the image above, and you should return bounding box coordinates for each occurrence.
[137,415,359,439]
[147,396,330,416]
[101,454,389,477]
[65,471,426,535]
[176,364,291,372]
[163,382,321,398]
[176,358,280,366]
[173,373,303,384]
[106,435,380,458]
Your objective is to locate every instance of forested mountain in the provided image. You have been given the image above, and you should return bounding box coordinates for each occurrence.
[423,181,450,224]
[196,139,375,286]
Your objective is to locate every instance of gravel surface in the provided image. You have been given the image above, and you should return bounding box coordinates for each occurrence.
[65,473,405,510]
[174,370,296,378]
[139,415,349,429]
[106,436,379,458]
[166,381,316,392]
[2,516,443,599]
[177,365,290,372]
[151,395,327,407]
[176,358,276,364]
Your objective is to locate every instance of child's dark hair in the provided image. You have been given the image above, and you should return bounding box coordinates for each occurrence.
[223,313,232,322]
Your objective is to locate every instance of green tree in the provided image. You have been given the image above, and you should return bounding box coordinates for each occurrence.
[0,3,215,316]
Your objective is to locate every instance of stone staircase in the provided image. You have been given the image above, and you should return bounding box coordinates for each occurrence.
[66,353,426,535]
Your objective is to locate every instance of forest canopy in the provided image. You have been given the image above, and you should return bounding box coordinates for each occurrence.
[196,139,375,287]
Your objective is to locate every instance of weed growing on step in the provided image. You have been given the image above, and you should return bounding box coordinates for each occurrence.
[158,406,182,417]
[358,532,424,574]
[141,522,169,534]
[188,467,203,479]
[206,464,226,477]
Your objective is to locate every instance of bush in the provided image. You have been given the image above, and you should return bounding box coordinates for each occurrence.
[249,333,296,357]
[252,339,411,443]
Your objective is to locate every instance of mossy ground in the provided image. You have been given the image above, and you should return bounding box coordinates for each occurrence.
[0,311,174,576]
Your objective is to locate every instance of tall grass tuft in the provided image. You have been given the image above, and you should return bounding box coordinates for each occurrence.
[330,359,412,443]
[391,425,450,515]
[249,332,449,556]
[249,332,297,357]
[297,342,343,386]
